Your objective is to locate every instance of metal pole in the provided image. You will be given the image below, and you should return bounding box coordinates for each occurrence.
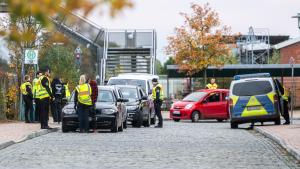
[19,50,25,121]
[291,64,294,124]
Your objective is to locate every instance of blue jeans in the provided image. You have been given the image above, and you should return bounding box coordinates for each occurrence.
[77,105,90,132]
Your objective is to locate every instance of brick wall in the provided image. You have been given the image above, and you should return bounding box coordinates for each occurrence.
[279,42,300,107]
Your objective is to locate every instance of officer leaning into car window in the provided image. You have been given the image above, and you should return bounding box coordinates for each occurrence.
[282,86,290,125]
[152,78,164,128]
[74,75,93,133]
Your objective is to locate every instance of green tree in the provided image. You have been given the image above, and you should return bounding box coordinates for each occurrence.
[269,50,280,64]
[162,57,175,74]
[39,45,80,88]
[155,59,163,75]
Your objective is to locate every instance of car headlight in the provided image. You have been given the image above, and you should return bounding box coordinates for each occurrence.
[185,103,194,109]
[127,105,139,111]
[171,103,175,109]
[102,109,116,115]
[63,109,75,114]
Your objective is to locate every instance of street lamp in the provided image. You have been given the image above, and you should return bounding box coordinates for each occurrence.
[292,13,300,29]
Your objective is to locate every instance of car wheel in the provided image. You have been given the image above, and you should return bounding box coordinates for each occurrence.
[62,126,69,133]
[274,117,281,125]
[173,119,180,122]
[143,113,151,127]
[111,119,118,133]
[191,111,200,122]
[230,122,238,129]
[118,121,124,132]
[217,119,224,122]
[133,111,143,128]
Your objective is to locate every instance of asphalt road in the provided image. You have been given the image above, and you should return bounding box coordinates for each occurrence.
[0,121,299,169]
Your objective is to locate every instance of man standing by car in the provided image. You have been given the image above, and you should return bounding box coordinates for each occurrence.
[39,67,54,129]
[51,76,65,123]
[206,78,218,89]
[152,78,164,128]
[87,76,98,132]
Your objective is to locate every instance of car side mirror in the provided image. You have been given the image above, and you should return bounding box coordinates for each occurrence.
[141,96,148,100]
[225,96,229,101]
[118,98,129,102]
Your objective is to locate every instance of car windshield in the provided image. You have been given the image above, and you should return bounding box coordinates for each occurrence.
[232,80,273,96]
[108,79,146,91]
[119,87,138,99]
[97,90,114,102]
[183,92,207,102]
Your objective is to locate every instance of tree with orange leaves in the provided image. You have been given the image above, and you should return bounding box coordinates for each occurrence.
[166,3,235,75]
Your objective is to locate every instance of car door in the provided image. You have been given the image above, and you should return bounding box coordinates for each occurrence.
[113,90,123,125]
[139,88,149,119]
[219,92,229,118]
[273,79,284,115]
[201,92,223,118]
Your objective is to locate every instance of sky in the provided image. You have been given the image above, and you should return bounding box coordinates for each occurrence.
[88,0,300,63]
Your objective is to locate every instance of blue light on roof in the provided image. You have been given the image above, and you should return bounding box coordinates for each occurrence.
[233,73,271,80]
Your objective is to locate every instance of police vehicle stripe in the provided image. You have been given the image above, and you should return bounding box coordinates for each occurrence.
[232,96,250,116]
[255,95,275,114]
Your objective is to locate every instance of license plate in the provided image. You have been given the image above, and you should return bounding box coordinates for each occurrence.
[173,111,180,115]
[247,106,261,111]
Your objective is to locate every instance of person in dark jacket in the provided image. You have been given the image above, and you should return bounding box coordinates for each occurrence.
[20,75,33,123]
[87,76,98,132]
[39,67,54,129]
[51,77,65,123]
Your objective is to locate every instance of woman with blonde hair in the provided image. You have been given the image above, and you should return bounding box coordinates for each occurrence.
[74,75,93,133]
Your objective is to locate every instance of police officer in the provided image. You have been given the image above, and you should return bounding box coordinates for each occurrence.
[20,75,33,123]
[39,67,54,129]
[51,77,65,123]
[32,71,42,122]
[74,75,93,133]
[152,78,164,128]
[206,78,218,89]
[282,86,290,125]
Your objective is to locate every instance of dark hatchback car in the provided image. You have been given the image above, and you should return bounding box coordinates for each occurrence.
[118,85,151,128]
[62,86,128,133]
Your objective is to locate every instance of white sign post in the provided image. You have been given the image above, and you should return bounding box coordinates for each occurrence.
[289,57,295,124]
[24,49,38,65]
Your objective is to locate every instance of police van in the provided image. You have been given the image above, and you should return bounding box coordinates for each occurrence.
[229,73,282,129]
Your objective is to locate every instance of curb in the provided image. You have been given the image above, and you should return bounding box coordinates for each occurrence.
[254,126,300,161]
[0,127,59,150]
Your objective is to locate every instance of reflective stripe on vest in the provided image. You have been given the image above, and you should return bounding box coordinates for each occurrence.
[38,75,51,99]
[20,82,31,95]
[206,83,218,89]
[32,78,40,99]
[152,84,164,100]
[76,84,92,105]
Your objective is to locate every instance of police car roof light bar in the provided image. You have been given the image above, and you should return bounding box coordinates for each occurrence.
[234,73,271,80]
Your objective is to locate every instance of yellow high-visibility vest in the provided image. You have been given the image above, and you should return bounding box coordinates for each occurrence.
[206,83,218,89]
[152,84,164,101]
[38,75,51,99]
[65,84,71,99]
[20,82,32,95]
[76,83,92,106]
[282,87,289,101]
[32,78,40,99]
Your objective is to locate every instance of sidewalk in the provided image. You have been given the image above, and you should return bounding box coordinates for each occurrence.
[0,119,59,150]
[255,110,300,161]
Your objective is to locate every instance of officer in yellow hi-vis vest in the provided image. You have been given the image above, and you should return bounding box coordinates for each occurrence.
[20,75,33,123]
[39,67,54,129]
[74,75,93,133]
[64,83,71,100]
[152,78,164,128]
[32,71,42,122]
[282,86,290,125]
[206,78,218,89]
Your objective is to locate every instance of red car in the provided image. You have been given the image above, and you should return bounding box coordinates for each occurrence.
[170,89,229,122]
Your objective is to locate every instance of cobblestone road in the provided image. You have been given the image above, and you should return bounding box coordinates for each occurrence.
[0,121,299,169]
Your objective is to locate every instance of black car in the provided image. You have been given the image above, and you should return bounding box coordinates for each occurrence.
[62,86,128,133]
[118,85,151,128]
